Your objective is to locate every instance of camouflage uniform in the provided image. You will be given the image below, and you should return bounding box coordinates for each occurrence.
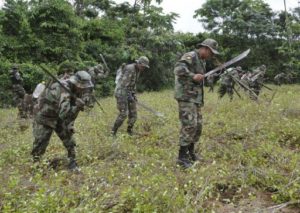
[207,73,218,92]
[174,51,205,147]
[32,71,93,170]
[249,65,266,100]
[274,72,285,86]
[218,67,240,100]
[111,56,149,135]
[9,65,27,118]
[86,64,109,108]
[174,38,220,169]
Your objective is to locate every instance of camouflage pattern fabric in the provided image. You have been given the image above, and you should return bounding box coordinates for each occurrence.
[114,63,139,98]
[174,50,206,105]
[207,73,217,92]
[249,69,265,100]
[10,70,27,118]
[274,73,285,86]
[174,50,205,146]
[32,81,82,160]
[87,64,108,85]
[178,101,202,146]
[112,63,140,133]
[218,68,239,100]
[112,96,137,132]
[32,119,76,160]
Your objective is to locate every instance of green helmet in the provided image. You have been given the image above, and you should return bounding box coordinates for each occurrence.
[69,71,94,89]
[136,56,150,68]
[198,38,220,55]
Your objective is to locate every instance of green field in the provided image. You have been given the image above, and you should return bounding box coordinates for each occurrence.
[0,85,300,212]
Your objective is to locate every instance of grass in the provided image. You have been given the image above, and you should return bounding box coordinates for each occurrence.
[0,85,300,212]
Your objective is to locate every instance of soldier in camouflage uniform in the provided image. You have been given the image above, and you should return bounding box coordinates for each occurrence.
[32,71,94,170]
[9,64,27,118]
[111,56,150,136]
[85,64,109,108]
[218,66,243,101]
[206,73,218,92]
[174,38,220,169]
[249,65,266,100]
[87,64,109,85]
[274,72,286,86]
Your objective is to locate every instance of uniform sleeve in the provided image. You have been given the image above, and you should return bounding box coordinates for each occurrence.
[58,90,79,120]
[174,53,196,79]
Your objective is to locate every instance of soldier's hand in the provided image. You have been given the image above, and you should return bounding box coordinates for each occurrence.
[75,98,85,111]
[193,74,204,82]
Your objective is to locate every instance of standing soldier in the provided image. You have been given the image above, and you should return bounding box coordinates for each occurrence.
[174,38,220,169]
[111,56,150,136]
[9,64,27,118]
[31,71,94,171]
[249,65,266,100]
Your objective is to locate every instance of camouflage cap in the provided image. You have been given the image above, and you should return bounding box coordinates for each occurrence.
[136,56,150,68]
[69,71,94,89]
[94,64,104,73]
[197,38,220,55]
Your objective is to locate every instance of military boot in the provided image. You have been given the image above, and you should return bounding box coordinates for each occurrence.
[111,124,119,136]
[127,125,133,136]
[67,148,79,171]
[177,146,193,169]
[188,143,202,162]
[68,158,79,171]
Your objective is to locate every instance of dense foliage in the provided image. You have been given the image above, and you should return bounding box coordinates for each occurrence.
[0,0,299,106]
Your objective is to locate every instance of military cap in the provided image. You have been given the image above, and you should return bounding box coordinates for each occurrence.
[69,71,94,89]
[197,38,220,55]
[136,56,150,68]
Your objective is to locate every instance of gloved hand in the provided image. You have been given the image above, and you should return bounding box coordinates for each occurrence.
[132,93,137,102]
[75,98,85,111]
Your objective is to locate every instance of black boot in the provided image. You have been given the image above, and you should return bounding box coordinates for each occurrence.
[111,124,119,136]
[177,146,193,169]
[127,126,133,136]
[68,158,79,171]
[188,143,201,162]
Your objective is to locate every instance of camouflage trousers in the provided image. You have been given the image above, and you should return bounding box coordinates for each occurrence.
[32,120,76,160]
[112,96,137,131]
[178,101,202,147]
[12,84,27,118]
[218,84,234,100]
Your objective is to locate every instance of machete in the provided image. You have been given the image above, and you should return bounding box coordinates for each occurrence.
[205,49,251,78]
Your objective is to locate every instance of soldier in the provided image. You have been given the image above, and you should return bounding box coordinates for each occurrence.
[111,56,150,136]
[218,66,242,100]
[9,64,27,118]
[206,73,218,92]
[249,65,266,100]
[174,38,220,169]
[31,71,94,171]
[274,72,285,86]
[87,64,109,85]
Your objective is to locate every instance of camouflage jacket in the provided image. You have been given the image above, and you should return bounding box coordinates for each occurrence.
[174,50,206,105]
[220,68,239,86]
[114,63,140,97]
[87,65,109,85]
[35,81,80,129]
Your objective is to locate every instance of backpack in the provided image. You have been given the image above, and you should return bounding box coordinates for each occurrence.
[115,63,126,85]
